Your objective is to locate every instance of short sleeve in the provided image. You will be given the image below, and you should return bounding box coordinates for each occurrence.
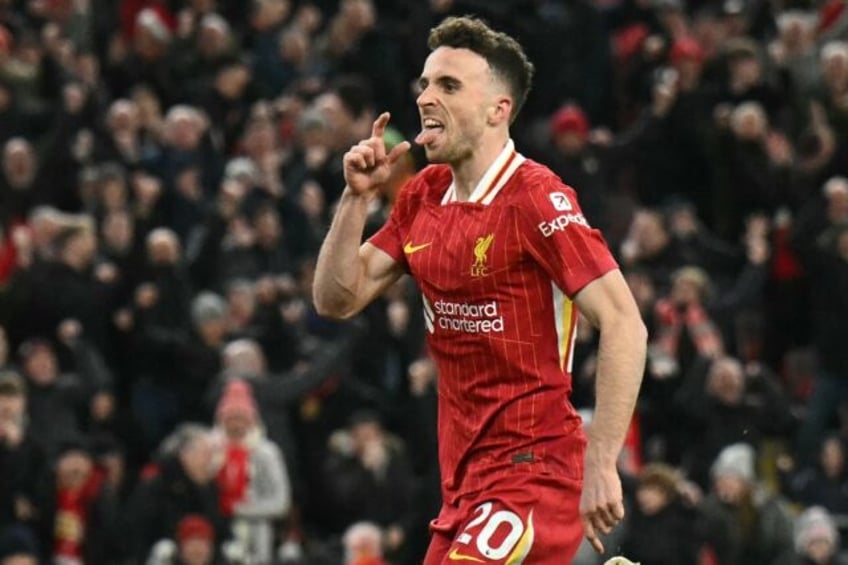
[367,177,421,272]
[517,177,618,297]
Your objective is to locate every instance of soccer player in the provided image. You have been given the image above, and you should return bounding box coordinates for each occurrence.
[313,16,647,564]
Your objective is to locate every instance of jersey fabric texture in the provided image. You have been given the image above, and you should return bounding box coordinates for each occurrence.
[368,140,618,562]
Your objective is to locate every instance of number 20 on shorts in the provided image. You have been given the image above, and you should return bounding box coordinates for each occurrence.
[453,502,534,562]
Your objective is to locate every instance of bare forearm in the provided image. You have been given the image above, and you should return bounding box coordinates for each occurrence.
[587,315,647,463]
[313,188,370,318]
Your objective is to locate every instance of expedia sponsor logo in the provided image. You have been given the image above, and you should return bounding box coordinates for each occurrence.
[422,295,504,334]
[538,213,589,237]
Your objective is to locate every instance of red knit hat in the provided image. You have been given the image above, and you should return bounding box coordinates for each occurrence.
[176,515,214,543]
[670,37,705,65]
[216,379,258,423]
[550,104,590,138]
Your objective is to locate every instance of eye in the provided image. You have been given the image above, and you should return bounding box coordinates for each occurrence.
[442,80,460,93]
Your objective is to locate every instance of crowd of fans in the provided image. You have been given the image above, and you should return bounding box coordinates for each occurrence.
[0,0,847,563]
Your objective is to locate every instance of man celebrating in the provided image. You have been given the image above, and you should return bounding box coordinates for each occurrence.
[313,16,647,563]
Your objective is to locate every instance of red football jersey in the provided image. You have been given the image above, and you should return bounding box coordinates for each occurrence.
[369,141,618,504]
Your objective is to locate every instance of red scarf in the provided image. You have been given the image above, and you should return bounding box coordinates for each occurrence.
[653,299,723,359]
[54,471,104,561]
[217,444,250,517]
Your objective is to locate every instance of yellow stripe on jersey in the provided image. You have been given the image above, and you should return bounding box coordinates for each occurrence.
[552,283,578,371]
[505,510,535,565]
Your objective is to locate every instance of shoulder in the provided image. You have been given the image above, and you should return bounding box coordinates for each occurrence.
[400,164,451,200]
[510,159,578,206]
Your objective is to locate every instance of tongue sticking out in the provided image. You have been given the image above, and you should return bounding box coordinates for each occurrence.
[415,127,442,146]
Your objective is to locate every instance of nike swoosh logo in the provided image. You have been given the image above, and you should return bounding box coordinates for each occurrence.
[404,241,432,254]
[448,548,485,562]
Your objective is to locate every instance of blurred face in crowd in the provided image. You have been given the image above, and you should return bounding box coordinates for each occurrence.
[132,87,163,126]
[729,55,762,91]
[252,0,291,31]
[100,176,128,212]
[341,0,375,32]
[102,210,134,254]
[825,180,848,225]
[630,211,669,257]
[197,316,226,347]
[197,16,230,59]
[180,537,214,565]
[56,449,93,490]
[820,437,845,478]
[242,118,276,157]
[166,108,205,151]
[2,139,36,187]
[146,229,181,265]
[715,474,749,505]
[416,46,505,165]
[279,27,310,65]
[670,274,703,307]
[344,525,382,565]
[731,102,767,141]
[216,63,251,100]
[636,484,670,516]
[821,44,848,92]
[23,345,58,386]
[222,411,252,441]
[316,92,357,146]
[180,433,214,484]
[806,537,836,564]
[107,100,140,134]
[227,283,256,321]
[351,420,382,454]
[553,130,587,157]
[223,340,267,375]
[707,357,745,406]
[255,207,282,247]
[66,228,98,267]
[0,389,24,426]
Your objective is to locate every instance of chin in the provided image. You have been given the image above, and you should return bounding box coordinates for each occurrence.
[424,147,448,164]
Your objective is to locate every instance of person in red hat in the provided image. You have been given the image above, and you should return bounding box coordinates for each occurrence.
[145,514,219,565]
[213,378,291,564]
[175,515,216,565]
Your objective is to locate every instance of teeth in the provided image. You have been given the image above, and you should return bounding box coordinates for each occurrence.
[423,118,442,128]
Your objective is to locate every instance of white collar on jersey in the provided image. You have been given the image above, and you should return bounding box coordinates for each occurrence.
[441,139,526,205]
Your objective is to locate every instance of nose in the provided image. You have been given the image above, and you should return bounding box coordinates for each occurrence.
[416,84,434,109]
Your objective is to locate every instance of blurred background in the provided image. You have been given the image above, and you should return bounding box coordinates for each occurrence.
[0,0,847,564]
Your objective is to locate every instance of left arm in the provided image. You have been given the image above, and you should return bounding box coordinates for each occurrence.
[574,269,647,552]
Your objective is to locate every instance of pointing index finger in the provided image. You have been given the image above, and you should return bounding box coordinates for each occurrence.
[372,111,391,139]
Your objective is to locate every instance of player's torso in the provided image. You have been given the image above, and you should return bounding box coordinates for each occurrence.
[402,167,583,496]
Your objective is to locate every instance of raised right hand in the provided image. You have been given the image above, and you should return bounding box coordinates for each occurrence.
[343,112,411,197]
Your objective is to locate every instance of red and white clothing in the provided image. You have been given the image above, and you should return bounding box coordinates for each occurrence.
[369,140,618,563]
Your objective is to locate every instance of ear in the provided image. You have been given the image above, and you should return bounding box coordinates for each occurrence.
[487,95,513,126]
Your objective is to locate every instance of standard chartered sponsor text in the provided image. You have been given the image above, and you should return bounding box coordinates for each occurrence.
[432,299,504,333]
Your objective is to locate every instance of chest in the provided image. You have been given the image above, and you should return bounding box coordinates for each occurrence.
[404,203,525,294]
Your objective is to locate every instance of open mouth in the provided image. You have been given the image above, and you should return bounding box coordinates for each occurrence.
[416,117,444,145]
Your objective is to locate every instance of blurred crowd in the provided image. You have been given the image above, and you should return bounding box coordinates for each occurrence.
[0,0,846,564]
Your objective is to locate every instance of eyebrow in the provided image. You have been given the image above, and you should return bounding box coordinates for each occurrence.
[417,75,462,91]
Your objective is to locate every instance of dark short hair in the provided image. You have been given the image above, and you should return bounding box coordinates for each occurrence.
[0,371,24,397]
[428,16,535,123]
[331,75,374,120]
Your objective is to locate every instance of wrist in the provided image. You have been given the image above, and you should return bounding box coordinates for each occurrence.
[584,441,619,467]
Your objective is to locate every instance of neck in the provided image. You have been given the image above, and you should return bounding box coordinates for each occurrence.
[452,131,509,201]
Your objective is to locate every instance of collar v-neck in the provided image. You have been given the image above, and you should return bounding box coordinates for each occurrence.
[440,139,526,206]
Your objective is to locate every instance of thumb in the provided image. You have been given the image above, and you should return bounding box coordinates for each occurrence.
[387,141,412,164]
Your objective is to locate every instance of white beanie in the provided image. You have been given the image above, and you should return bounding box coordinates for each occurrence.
[711,443,756,483]
[795,506,839,554]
